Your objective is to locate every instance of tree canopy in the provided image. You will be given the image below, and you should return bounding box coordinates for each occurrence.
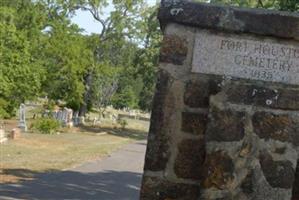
[0,0,298,119]
[0,0,161,118]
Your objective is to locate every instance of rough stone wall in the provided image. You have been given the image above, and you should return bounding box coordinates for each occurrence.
[141,1,299,200]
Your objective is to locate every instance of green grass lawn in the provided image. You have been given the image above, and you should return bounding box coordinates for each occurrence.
[0,120,148,183]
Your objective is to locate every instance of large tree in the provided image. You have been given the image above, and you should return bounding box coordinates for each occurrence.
[132,5,162,111]
[61,0,161,114]
[42,23,92,110]
[0,1,46,118]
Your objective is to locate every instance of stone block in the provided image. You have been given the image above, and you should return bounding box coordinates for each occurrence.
[226,84,299,110]
[226,84,278,107]
[292,161,299,200]
[276,89,299,110]
[159,35,188,65]
[274,147,287,154]
[174,138,205,180]
[0,137,8,143]
[184,78,221,108]
[159,1,299,40]
[259,151,295,189]
[240,170,254,195]
[0,129,7,143]
[181,112,208,136]
[9,128,21,140]
[202,151,234,189]
[206,108,245,142]
[252,112,299,146]
[144,71,172,171]
[0,129,5,138]
[66,122,73,128]
[140,176,200,200]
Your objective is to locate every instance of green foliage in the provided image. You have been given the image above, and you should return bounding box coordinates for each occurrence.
[90,61,120,109]
[0,5,44,118]
[111,86,138,109]
[62,0,161,113]
[0,0,163,118]
[32,118,60,134]
[0,98,10,119]
[276,0,299,11]
[1,0,298,119]
[43,100,56,111]
[133,5,162,110]
[42,24,91,109]
[117,118,128,130]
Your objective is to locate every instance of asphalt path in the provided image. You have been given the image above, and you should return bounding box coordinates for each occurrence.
[0,140,147,200]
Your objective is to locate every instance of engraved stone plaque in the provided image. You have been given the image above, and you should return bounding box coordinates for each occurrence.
[192,30,299,85]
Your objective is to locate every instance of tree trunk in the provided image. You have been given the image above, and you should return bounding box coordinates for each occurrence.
[79,71,93,117]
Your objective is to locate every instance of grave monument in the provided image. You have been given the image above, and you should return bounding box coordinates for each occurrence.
[141,1,299,200]
[0,128,7,143]
[18,103,27,132]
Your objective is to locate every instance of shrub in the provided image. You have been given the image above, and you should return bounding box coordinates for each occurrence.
[32,118,60,134]
[117,118,128,130]
[43,100,56,111]
[111,86,138,109]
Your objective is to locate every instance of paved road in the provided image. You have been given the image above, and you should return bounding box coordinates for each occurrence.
[0,140,147,200]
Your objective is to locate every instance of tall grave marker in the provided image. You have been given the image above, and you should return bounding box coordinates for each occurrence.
[141,1,299,200]
[18,103,27,132]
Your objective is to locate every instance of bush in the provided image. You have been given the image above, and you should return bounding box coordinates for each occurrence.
[32,118,60,134]
[43,100,56,111]
[111,86,138,109]
[0,98,10,119]
[117,118,128,130]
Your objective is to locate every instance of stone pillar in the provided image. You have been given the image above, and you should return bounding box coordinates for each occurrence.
[141,1,299,200]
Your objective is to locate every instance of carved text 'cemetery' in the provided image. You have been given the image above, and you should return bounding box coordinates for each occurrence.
[192,30,299,85]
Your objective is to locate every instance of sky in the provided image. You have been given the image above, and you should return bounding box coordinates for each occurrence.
[71,0,159,35]
[71,10,102,35]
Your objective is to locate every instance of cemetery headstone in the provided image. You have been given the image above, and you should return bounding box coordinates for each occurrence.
[141,1,299,200]
[18,103,27,132]
[52,110,58,119]
[93,117,99,126]
[73,111,80,126]
[79,116,85,125]
[61,108,68,125]
[0,129,7,143]
[57,110,63,121]
[65,108,73,128]
[111,114,118,123]
[52,108,74,127]
[42,109,50,118]
[9,128,21,140]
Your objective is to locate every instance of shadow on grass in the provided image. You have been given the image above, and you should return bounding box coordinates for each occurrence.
[79,125,148,141]
[0,168,142,200]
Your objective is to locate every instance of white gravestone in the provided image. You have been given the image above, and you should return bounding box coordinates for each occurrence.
[73,111,80,126]
[61,109,68,125]
[18,104,27,132]
[65,108,73,128]
[57,110,63,121]
[0,129,8,143]
[79,116,85,125]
